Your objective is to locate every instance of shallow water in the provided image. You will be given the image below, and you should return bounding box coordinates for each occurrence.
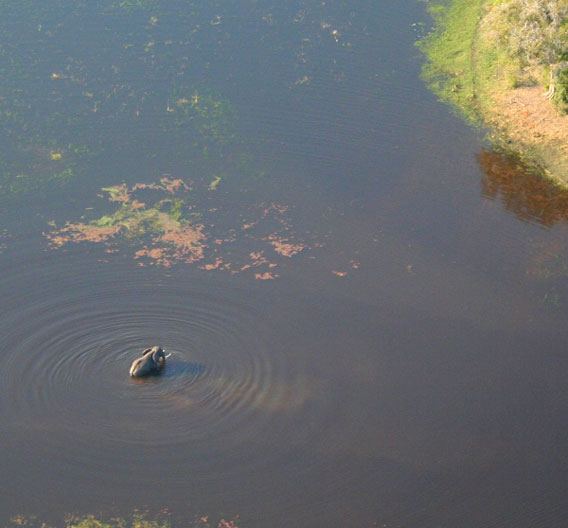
[1,1,568,527]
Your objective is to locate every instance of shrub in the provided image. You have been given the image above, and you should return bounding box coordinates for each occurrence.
[482,0,568,68]
[554,64,568,111]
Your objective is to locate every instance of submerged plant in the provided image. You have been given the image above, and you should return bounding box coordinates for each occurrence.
[165,88,237,148]
[108,0,159,13]
[540,291,563,307]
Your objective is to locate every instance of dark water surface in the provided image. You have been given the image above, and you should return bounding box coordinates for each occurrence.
[1,2,568,527]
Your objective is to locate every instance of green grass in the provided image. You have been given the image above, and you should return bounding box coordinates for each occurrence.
[417,0,486,120]
[417,0,528,118]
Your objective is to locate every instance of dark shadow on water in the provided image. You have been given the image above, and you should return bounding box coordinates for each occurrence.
[478,149,568,226]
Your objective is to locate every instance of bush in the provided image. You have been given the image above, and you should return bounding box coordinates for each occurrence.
[554,64,568,112]
[482,0,568,68]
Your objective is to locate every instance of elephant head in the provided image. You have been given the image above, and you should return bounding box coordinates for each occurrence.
[129,346,166,378]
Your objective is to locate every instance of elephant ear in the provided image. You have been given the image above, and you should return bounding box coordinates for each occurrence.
[152,348,165,364]
[142,348,153,356]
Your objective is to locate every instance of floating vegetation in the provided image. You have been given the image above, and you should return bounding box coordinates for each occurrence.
[2,0,366,279]
[268,235,306,257]
[43,175,341,277]
[46,177,206,267]
[43,173,362,278]
[208,176,222,191]
[6,512,240,528]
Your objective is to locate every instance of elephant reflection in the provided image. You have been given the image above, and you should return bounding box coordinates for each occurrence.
[129,346,166,377]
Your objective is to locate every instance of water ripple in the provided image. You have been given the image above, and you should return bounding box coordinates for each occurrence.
[0,259,319,485]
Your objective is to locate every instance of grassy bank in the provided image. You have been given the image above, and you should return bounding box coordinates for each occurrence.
[418,0,568,185]
[418,0,486,121]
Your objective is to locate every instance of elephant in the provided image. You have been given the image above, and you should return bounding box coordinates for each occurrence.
[129,346,166,377]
